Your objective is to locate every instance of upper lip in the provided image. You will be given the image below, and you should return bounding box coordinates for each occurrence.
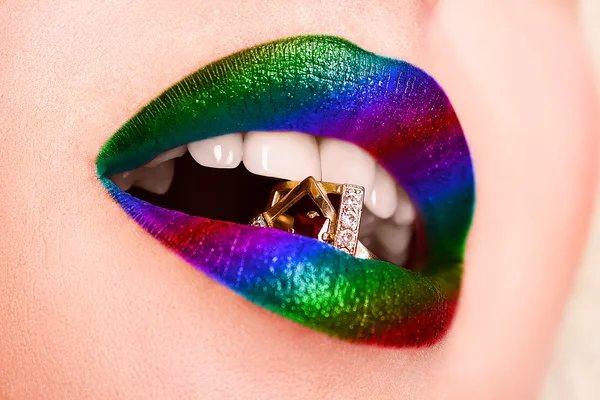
[96,34,475,347]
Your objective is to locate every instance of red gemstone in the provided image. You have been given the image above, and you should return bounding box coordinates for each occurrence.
[293,213,327,239]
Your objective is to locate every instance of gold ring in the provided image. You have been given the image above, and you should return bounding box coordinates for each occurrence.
[249,176,378,260]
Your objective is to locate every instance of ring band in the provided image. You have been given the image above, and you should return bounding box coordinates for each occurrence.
[249,176,378,260]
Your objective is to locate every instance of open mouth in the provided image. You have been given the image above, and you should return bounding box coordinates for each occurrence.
[96,35,475,347]
[110,133,418,266]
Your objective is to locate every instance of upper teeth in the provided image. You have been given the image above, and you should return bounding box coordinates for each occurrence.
[110,130,412,224]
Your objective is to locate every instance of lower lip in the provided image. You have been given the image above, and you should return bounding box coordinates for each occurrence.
[97,35,475,347]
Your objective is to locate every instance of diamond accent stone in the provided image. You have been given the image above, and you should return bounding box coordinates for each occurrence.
[344,192,361,207]
[250,215,267,227]
[342,186,364,208]
[340,209,358,229]
[337,229,356,248]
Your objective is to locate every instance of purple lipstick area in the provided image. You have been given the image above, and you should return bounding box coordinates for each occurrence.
[97,35,475,347]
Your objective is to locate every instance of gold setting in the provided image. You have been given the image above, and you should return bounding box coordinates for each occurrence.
[249,176,378,260]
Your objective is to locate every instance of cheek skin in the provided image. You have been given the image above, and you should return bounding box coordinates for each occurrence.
[427,2,599,398]
[0,1,597,399]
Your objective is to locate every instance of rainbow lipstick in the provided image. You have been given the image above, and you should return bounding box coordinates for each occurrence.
[96,35,475,347]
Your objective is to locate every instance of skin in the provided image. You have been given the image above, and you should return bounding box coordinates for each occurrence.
[0,0,597,399]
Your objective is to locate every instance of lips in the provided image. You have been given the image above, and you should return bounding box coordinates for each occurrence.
[96,35,475,347]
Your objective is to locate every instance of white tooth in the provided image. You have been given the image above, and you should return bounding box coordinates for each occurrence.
[243,131,321,180]
[365,165,398,219]
[145,145,187,167]
[393,187,416,225]
[188,133,243,169]
[110,170,139,191]
[319,138,375,193]
[134,159,175,195]
[375,222,412,257]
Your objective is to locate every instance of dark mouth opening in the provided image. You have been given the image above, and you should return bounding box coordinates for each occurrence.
[130,153,282,223]
[124,151,418,268]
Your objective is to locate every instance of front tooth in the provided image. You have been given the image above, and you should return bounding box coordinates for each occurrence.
[145,145,187,168]
[133,159,175,194]
[188,133,243,169]
[319,138,376,193]
[243,131,321,180]
[365,165,398,219]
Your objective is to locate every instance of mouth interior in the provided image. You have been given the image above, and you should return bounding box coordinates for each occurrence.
[112,132,418,267]
[129,153,282,223]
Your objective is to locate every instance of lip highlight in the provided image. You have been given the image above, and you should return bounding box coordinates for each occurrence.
[96,35,475,347]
